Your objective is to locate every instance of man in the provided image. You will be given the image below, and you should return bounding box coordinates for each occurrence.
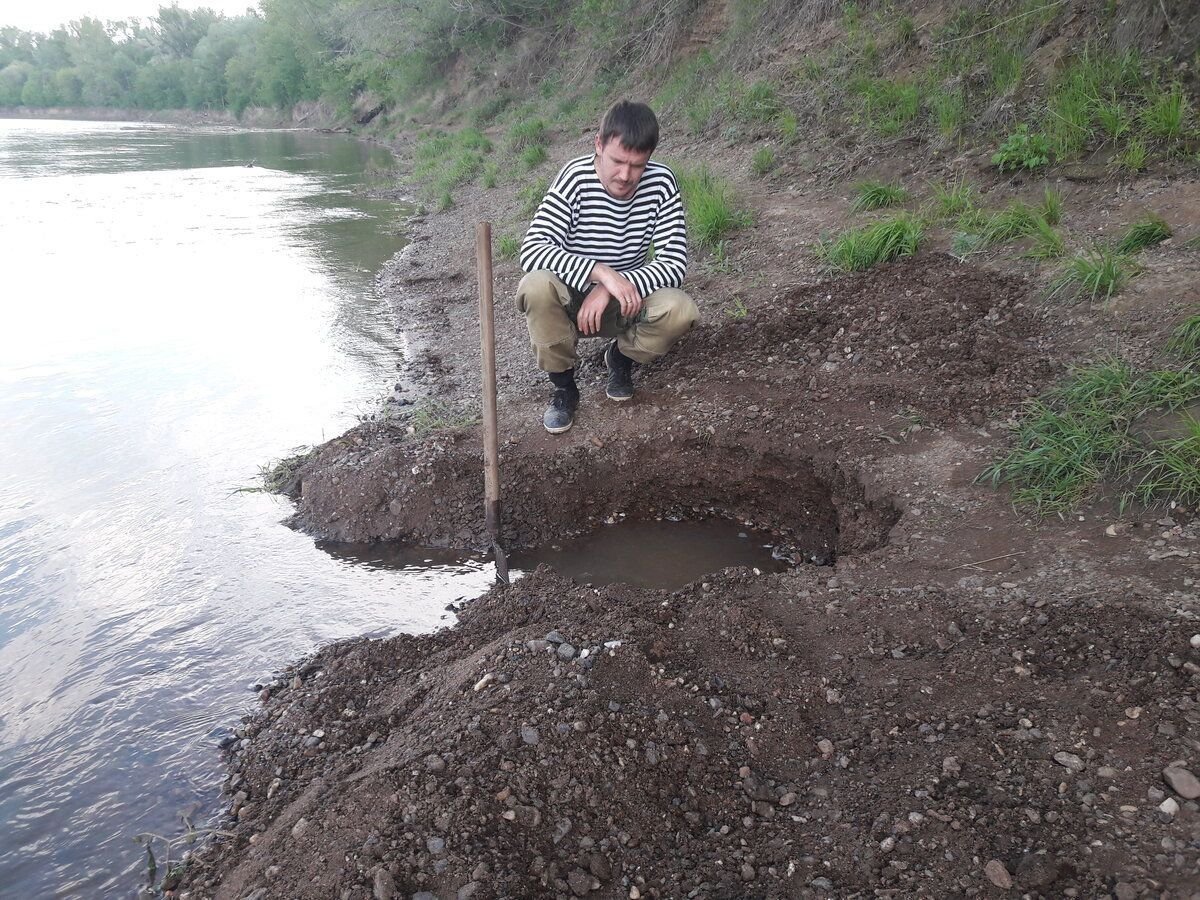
[516,100,698,433]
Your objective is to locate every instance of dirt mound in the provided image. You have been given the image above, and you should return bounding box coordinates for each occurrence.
[178,556,1200,899]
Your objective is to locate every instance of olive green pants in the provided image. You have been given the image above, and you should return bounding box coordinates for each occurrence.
[515,269,699,373]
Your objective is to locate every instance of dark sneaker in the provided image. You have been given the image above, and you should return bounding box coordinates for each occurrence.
[605,340,634,401]
[543,386,579,433]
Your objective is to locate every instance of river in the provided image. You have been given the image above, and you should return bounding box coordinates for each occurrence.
[0,119,494,897]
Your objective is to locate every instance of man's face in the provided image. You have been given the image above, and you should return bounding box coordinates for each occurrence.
[594,136,652,200]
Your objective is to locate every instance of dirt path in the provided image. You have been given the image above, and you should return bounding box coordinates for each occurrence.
[175,134,1200,899]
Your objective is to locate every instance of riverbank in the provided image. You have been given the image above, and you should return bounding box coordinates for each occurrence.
[0,100,345,129]
[172,96,1200,897]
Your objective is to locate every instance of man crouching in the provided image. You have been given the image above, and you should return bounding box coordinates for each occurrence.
[516,100,699,434]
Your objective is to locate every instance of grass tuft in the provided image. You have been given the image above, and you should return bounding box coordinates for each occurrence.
[1116,139,1148,172]
[1050,246,1133,303]
[678,166,753,250]
[851,180,908,212]
[992,125,1051,173]
[1115,214,1171,254]
[1167,315,1200,362]
[1141,83,1190,141]
[929,176,976,220]
[507,119,550,150]
[751,146,776,175]
[518,177,551,217]
[1024,216,1066,260]
[520,144,549,169]
[817,214,924,272]
[1040,188,1064,226]
[497,234,521,260]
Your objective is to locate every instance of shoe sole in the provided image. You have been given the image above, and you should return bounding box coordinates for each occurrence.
[605,343,633,402]
[544,420,574,434]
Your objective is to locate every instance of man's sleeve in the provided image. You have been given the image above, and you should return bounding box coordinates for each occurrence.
[614,180,688,298]
[520,185,595,292]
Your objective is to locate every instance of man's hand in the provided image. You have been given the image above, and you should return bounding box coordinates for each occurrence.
[576,284,611,335]
[590,263,642,319]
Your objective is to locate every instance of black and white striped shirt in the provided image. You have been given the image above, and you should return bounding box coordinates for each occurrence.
[520,155,688,297]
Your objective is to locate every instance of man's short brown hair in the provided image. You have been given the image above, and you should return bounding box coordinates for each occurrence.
[598,100,659,153]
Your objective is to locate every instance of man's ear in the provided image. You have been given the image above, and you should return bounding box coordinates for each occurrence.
[594,135,605,155]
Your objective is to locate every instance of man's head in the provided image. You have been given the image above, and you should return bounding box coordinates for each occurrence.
[594,100,659,200]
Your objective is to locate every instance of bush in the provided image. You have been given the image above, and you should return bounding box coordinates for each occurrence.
[992,125,1051,173]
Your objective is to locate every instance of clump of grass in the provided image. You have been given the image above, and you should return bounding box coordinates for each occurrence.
[1141,83,1189,141]
[851,77,921,135]
[1040,188,1064,226]
[751,146,776,175]
[242,446,317,495]
[992,125,1051,173]
[929,89,966,137]
[1166,315,1200,362]
[817,214,924,272]
[1094,96,1130,141]
[724,296,749,319]
[1025,216,1066,260]
[436,190,454,211]
[895,14,916,46]
[1115,214,1171,254]
[406,400,479,436]
[678,166,753,250]
[507,119,550,150]
[1049,245,1132,303]
[497,234,521,260]
[518,177,550,217]
[520,144,548,169]
[929,176,976,219]
[739,80,783,123]
[481,162,498,189]
[982,358,1200,514]
[777,110,799,142]
[851,180,908,212]
[1116,139,1148,172]
[981,200,1041,246]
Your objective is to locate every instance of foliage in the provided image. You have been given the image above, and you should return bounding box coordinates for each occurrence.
[518,177,551,217]
[1116,139,1148,172]
[929,176,976,220]
[1115,215,1171,254]
[817,214,923,272]
[1040,188,1063,226]
[851,180,908,212]
[982,359,1200,514]
[751,146,775,175]
[677,165,752,250]
[1166,315,1200,363]
[1141,83,1190,141]
[497,234,521,260]
[992,125,1051,173]
[1049,246,1133,303]
[520,144,549,169]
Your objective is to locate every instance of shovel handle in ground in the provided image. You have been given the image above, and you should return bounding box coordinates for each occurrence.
[476,222,509,584]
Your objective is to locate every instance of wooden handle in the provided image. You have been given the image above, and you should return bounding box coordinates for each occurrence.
[476,223,501,538]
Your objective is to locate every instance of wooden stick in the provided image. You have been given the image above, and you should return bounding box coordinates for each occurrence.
[949,551,1027,571]
[476,222,508,583]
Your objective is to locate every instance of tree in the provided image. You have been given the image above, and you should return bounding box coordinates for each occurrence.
[154,4,222,59]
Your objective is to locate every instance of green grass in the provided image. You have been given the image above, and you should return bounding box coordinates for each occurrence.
[678,166,752,250]
[436,190,454,211]
[817,214,924,272]
[1040,188,1063,226]
[406,400,479,436]
[409,127,494,202]
[739,80,784,124]
[1141,83,1190,141]
[520,144,549,169]
[518,177,550,217]
[751,146,776,175]
[497,234,521,260]
[1116,139,1148,172]
[724,296,749,319]
[777,110,799,142]
[929,89,966,137]
[851,180,908,212]
[482,162,498,189]
[992,125,1051,173]
[1050,245,1133,303]
[1115,215,1171,254]
[507,119,550,150]
[982,358,1200,514]
[851,77,921,135]
[929,176,977,220]
[1167,315,1200,362]
[981,201,1042,246]
[1024,215,1066,260]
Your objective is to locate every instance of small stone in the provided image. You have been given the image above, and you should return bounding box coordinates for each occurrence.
[778,792,797,807]
[473,673,494,692]
[545,630,565,644]
[880,836,896,852]
[568,868,594,896]
[1113,883,1137,900]
[424,754,446,773]
[456,883,481,900]
[741,863,756,881]
[1162,766,1200,800]
[1159,797,1180,816]
[942,756,961,776]
[817,739,834,756]
[291,817,310,839]
[1097,766,1118,779]
[426,836,445,854]
[372,868,395,900]
[557,643,577,661]
[520,725,540,745]
[984,859,1012,889]
[1190,634,1200,649]
[1053,751,1085,773]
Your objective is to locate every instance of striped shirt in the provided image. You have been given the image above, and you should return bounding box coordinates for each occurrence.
[520,155,688,297]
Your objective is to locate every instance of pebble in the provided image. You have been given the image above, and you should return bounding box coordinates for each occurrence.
[741,862,756,881]
[426,836,445,854]
[291,817,310,839]
[984,859,1012,889]
[1159,797,1180,817]
[1162,766,1200,800]
[545,630,565,644]
[817,739,834,755]
[568,868,595,896]
[557,643,577,661]
[473,673,494,692]
[1190,634,1200,649]
[779,792,797,807]
[1053,751,1085,773]
[456,884,480,900]
[424,754,447,773]
[942,756,961,776]
[520,725,540,745]
[373,868,395,900]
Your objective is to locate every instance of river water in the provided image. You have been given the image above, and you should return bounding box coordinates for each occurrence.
[0,120,495,897]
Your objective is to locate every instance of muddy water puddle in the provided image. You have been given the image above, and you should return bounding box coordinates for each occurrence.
[330,520,792,592]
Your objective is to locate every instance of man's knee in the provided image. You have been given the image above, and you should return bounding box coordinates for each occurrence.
[652,288,699,334]
[516,270,565,316]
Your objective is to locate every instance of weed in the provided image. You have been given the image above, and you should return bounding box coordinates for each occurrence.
[1040,188,1063,226]
[817,214,924,272]
[1167,315,1200,362]
[929,89,966,137]
[740,80,783,123]
[751,146,776,176]
[929,176,976,219]
[992,125,1051,173]
[1116,214,1171,254]
[1141,83,1189,141]
[520,145,548,169]
[1050,245,1132,303]
[989,45,1024,93]
[1094,95,1130,141]
[518,177,550,217]
[497,234,521,260]
[436,190,454,211]
[703,240,739,274]
[851,180,908,212]
[852,77,921,135]
[240,447,316,495]
[777,110,799,142]
[981,357,1200,513]
[1116,138,1148,172]
[482,162,498,189]
[678,166,752,250]
[725,296,750,319]
[895,15,916,46]
[1024,216,1065,260]
[507,119,550,150]
[981,201,1042,246]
